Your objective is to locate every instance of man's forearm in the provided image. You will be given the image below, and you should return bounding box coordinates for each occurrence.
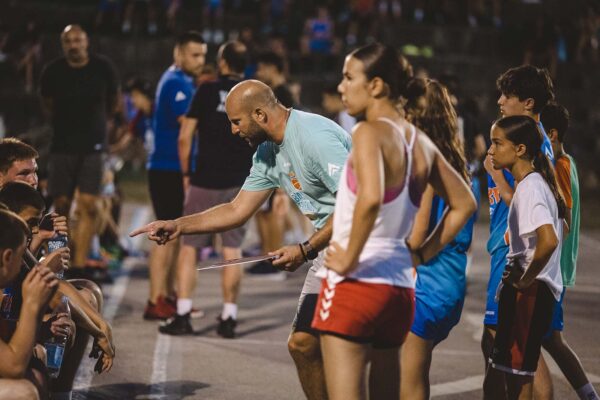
[177,203,246,235]
[2,303,40,378]
[57,281,105,338]
[306,214,334,253]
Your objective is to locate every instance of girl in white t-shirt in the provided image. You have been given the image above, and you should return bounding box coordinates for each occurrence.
[484,115,566,400]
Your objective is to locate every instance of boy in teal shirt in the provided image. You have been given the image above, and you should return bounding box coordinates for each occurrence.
[540,103,598,400]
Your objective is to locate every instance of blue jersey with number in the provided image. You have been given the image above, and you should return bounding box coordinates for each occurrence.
[147,66,195,171]
[487,122,554,255]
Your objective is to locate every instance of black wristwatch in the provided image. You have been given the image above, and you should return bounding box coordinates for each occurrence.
[301,240,318,261]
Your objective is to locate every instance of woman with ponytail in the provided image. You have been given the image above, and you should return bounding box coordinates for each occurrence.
[401,78,477,399]
[484,115,564,400]
[310,43,476,400]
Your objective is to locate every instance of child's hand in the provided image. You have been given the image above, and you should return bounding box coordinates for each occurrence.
[502,262,524,288]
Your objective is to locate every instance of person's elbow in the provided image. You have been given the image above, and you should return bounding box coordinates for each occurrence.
[357,190,381,216]
[228,202,252,228]
[459,190,477,218]
[547,231,559,254]
[466,191,478,216]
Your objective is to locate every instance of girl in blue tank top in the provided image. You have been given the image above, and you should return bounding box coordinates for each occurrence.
[401,78,477,399]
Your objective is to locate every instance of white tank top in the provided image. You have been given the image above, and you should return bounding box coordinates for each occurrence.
[318,118,420,287]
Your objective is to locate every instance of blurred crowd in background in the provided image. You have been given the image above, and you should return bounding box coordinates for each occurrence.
[0,0,599,194]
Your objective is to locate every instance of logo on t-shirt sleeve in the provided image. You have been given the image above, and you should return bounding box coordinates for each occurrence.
[175,91,187,101]
[328,163,340,177]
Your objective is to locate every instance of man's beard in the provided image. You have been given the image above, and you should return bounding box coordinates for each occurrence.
[67,49,84,62]
[246,120,268,147]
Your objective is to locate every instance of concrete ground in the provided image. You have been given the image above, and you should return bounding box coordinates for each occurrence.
[71,203,600,399]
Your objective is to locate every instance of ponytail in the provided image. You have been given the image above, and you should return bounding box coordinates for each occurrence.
[533,150,566,219]
[350,43,413,101]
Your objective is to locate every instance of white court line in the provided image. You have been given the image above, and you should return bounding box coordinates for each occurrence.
[73,257,137,392]
[74,206,151,395]
[149,333,172,398]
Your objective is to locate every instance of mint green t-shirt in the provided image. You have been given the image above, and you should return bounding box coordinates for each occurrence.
[556,154,580,286]
[242,109,352,229]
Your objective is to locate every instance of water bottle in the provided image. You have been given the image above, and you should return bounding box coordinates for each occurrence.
[47,234,68,279]
[45,296,70,378]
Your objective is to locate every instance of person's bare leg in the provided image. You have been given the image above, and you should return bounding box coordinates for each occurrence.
[399,332,433,400]
[543,330,598,396]
[0,379,40,400]
[72,193,99,267]
[532,354,553,400]
[288,331,327,400]
[148,239,178,303]
[166,238,180,298]
[320,333,370,400]
[221,247,242,304]
[175,244,197,309]
[370,346,401,400]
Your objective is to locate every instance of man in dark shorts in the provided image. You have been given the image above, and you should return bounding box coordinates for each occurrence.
[39,25,119,282]
[160,41,254,338]
[143,31,207,320]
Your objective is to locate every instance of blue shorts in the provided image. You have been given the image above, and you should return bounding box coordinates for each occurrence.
[544,287,565,338]
[411,294,464,346]
[484,247,509,326]
[411,251,467,345]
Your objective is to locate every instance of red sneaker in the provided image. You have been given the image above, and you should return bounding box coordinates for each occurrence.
[143,295,176,320]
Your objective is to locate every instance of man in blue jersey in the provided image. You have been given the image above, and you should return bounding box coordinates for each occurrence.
[159,41,254,338]
[143,31,207,320]
[482,65,555,398]
[131,80,352,400]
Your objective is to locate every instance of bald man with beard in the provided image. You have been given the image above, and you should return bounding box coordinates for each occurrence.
[132,80,352,400]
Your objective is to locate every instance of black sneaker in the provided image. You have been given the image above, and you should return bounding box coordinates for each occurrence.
[159,313,193,335]
[217,316,237,339]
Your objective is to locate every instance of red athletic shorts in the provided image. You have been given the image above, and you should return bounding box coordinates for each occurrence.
[490,280,555,376]
[311,278,415,348]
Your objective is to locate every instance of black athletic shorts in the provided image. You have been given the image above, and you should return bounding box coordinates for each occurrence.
[48,152,104,197]
[490,280,555,376]
[148,169,184,220]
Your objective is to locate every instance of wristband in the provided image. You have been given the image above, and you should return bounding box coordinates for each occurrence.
[302,240,318,261]
[298,243,308,262]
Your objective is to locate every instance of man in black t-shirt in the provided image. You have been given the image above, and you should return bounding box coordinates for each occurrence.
[39,25,119,281]
[160,41,254,338]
